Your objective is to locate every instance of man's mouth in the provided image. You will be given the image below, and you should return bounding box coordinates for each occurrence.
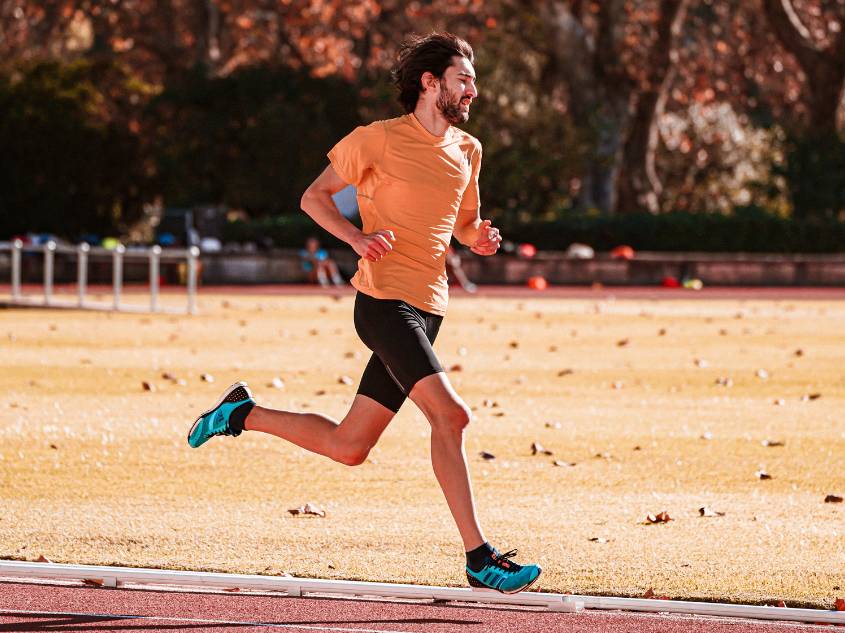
[461,98,471,108]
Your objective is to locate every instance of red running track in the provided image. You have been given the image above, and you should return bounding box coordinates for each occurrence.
[0,582,833,633]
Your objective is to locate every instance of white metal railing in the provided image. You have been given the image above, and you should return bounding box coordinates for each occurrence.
[1,239,199,314]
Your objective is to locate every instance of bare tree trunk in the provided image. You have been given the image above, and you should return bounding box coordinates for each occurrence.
[616,0,690,214]
[541,0,633,213]
[762,0,845,137]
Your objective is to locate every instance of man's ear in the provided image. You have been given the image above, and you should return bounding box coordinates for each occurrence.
[420,71,439,93]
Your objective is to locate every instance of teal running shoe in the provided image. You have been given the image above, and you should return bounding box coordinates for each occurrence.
[187,382,254,448]
[466,548,541,594]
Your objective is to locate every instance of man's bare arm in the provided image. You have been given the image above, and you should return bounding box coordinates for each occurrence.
[300,165,394,262]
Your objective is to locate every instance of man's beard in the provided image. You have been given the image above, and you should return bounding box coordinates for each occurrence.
[436,86,468,124]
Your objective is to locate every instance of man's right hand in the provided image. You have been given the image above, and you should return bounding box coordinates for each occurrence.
[352,229,396,262]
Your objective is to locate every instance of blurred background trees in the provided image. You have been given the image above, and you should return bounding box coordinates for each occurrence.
[0,0,843,248]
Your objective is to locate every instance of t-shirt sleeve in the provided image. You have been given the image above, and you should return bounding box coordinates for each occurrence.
[459,142,482,209]
[327,122,385,187]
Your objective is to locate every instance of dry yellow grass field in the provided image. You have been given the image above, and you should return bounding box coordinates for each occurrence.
[1,291,843,608]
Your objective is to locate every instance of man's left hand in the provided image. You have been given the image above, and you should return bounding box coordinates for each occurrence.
[470,219,502,256]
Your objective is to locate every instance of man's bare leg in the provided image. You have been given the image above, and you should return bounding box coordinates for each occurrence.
[245,394,394,466]
[409,372,485,551]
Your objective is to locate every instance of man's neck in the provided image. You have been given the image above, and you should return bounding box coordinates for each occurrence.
[412,105,450,137]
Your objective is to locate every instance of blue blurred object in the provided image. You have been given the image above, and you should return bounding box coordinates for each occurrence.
[332,185,359,218]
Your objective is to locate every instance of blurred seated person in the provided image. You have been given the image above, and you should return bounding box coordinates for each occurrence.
[446,245,477,293]
[300,237,344,286]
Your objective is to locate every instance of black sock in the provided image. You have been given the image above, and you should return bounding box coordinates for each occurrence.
[228,401,254,435]
[466,542,496,572]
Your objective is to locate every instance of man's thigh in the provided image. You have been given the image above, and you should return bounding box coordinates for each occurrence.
[409,371,468,427]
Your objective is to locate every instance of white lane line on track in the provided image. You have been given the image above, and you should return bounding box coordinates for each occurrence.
[0,609,411,633]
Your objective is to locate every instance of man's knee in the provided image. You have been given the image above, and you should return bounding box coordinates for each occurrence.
[433,403,472,433]
[335,440,371,466]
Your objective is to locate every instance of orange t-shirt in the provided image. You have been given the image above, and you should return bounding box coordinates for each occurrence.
[327,114,482,316]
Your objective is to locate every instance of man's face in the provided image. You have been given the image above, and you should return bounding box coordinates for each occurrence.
[436,56,478,125]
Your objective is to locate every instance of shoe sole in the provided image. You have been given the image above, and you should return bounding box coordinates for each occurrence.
[187,381,253,443]
[467,566,542,595]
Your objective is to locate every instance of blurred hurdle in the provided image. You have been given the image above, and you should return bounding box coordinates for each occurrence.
[1,239,199,314]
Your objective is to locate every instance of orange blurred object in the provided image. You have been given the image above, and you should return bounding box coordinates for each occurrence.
[517,243,537,258]
[661,276,680,288]
[611,245,635,260]
[527,276,548,290]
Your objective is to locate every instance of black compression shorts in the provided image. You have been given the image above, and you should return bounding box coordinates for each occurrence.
[353,292,444,412]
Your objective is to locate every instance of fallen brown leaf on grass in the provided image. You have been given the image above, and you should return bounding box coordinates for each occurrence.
[611,381,623,390]
[755,369,769,380]
[755,470,772,480]
[141,381,156,392]
[776,600,787,607]
[658,328,667,336]
[545,421,562,429]
[448,364,463,372]
[482,399,498,408]
[824,495,843,503]
[161,372,176,381]
[553,460,575,467]
[715,377,733,387]
[479,451,496,461]
[642,588,670,599]
[698,506,725,517]
[200,373,214,383]
[801,393,822,401]
[616,338,629,347]
[337,375,354,385]
[794,348,804,357]
[82,578,104,587]
[694,358,709,368]
[645,512,672,524]
[700,431,713,440]
[509,340,519,348]
[773,398,785,406]
[548,345,558,352]
[557,369,574,377]
[288,502,326,518]
[49,443,58,450]
[761,439,785,447]
[589,537,609,543]
[531,442,553,456]
[35,555,52,563]
[268,377,285,389]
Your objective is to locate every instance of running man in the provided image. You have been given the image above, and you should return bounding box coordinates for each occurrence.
[188,33,541,594]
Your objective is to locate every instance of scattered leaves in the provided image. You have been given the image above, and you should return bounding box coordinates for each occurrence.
[557,369,574,377]
[288,502,326,518]
[698,506,725,517]
[645,512,672,524]
[824,495,843,503]
[761,439,784,447]
[694,358,709,368]
[755,470,772,480]
[553,460,576,467]
[700,431,713,440]
[589,537,609,543]
[200,373,214,383]
[141,381,156,392]
[773,398,785,406]
[715,377,733,387]
[448,364,463,372]
[794,349,804,357]
[642,588,670,599]
[479,451,496,461]
[482,399,498,408]
[531,442,553,456]
[509,341,519,348]
[35,555,52,563]
[82,578,104,587]
[801,393,821,401]
[545,421,562,429]
[616,338,629,347]
[268,377,285,389]
[337,375,354,385]
[755,369,769,380]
